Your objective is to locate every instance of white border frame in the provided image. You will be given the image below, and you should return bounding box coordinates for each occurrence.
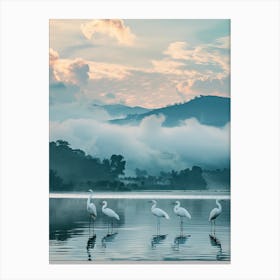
[1,0,279,279]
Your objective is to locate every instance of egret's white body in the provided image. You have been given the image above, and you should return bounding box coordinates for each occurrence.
[173,201,191,236]
[87,189,97,219]
[209,200,222,234]
[209,200,222,222]
[87,189,97,234]
[150,200,169,235]
[102,201,120,234]
[102,201,120,220]
[151,200,170,219]
[173,201,191,219]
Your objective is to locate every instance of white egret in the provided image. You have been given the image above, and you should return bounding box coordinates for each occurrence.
[149,200,170,235]
[102,201,120,234]
[173,201,191,236]
[87,189,97,233]
[209,199,222,235]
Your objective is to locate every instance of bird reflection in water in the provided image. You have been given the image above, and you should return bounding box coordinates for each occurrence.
[151,234,167,248]
[172,234,190,251]
[101,232,118,248]
[86,234,96,261]
[209,234,227,260]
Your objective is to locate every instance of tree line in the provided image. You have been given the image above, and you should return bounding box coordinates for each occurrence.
[50,140,126,191]
[50,140,222,192]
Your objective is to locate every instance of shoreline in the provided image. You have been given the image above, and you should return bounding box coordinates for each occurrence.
[49,191,230,200]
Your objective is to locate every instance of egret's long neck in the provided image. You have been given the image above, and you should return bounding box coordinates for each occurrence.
[174,202,180,211]
[151,201,156,210]
[87,193,92,206]
[102,202,107,210]
[216,200,222,211]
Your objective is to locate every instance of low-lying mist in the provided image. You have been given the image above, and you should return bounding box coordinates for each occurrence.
[50,114,230,176]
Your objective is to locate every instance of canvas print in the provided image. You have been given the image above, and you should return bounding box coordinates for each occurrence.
[49,19,230,263]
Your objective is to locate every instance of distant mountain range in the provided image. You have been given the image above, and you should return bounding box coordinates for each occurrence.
[109,96,230,127]
[91,104,151,118]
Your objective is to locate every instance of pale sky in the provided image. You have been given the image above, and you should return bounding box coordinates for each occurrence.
[49,19,230,109]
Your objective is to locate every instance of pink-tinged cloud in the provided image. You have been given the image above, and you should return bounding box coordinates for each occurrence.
[49,42,230,107]
[49,49,89,86]
[164,42,192,60]
[50,49,135,85]
[176,75,230,100]
[87,61,133,80]
[164,39,229,76]
[49,48,59,65]
[81,19,136,46]
[151,59,185,75]
[50,49,137,89]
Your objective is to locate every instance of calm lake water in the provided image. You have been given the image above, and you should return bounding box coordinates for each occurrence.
[49,193,230,263]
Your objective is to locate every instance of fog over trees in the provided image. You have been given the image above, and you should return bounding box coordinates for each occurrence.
[50,140,229,192]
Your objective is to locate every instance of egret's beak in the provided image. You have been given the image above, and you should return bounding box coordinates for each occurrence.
[171,202,176,205]
[148,200,152,203]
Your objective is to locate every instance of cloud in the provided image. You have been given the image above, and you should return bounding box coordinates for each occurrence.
[191,75,230,95]
[50,116,230,175]
[176,75,230,99]
[49,82,79,104]
[175,81,194,98]
[163,39,229,75]
[50,48,134,82]
[50,57,90,86]
[151,59,185,75]
[50,101,111,121]
[105,93,116,99]
[164,42,192,60]
[49,48,91,104]
[49,48,59,65]
[70,61,90,85]
[158,37,230,100]
[213,36,230,49]
[49,34,230,108]
[83,70,186,108]
[81,19,136,46]
[87,61,133,80]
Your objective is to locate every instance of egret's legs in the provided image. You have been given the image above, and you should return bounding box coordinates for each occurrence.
[155,218,157,235]
[156,217,160,236]
[180,217,183,236]
[92,219,95,234]
[88,216,91,235]
[156,218,158,235]
[111,221,114,234]
[107,221,110,234]
[214,220,216,235]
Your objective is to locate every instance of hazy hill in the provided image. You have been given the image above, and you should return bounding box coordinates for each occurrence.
[110,96,230,127]
[91,104,151,118]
